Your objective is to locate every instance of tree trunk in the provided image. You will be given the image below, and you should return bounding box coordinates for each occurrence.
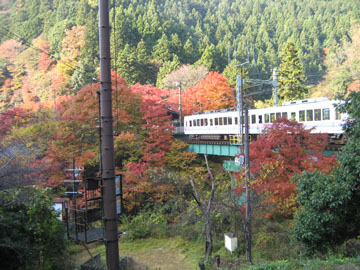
[244,219,252,263]
[205,218,213,260]
[189,154,216,262]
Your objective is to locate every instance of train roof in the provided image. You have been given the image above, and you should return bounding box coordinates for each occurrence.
[184,98,338,118]
[282,97,329,106]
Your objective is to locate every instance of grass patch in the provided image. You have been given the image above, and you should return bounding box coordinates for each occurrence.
[244,256,360,270]
[119,237,204,269]
[70,236,360,270]
[72,237,202,270]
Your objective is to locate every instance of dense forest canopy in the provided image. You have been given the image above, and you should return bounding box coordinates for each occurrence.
[1,1,360,265]
[0,0,359,111]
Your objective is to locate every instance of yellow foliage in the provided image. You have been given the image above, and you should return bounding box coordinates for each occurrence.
[253,98,274,108]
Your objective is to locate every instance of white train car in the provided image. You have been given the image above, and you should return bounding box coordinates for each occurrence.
[184,97,347,141]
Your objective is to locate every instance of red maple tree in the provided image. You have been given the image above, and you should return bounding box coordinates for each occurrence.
[120,83,175,212]
[238,118,338,217]
[130,83,173,168]
[181,72,235,114]
[43,71,142,186]
[0,107,31,140]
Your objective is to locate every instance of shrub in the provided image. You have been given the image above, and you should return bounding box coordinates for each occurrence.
[120,211,167,240]
[344,238,360,257]
[0,186,72,270]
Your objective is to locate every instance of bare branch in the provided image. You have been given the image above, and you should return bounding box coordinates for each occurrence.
[204,154,214,180]
[189,176,205,215]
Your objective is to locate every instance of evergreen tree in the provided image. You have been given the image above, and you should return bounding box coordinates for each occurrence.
[222,60,240,89]
[195,44,218,71]
[136,39,155,84]
[71,9,98,90]
[117,44,139,85]
[70,61,91,92]
[76,0,90,26]
[55,0,77,25]
[183,38,196,64]
[152,33,172,63]
[156,54,181,88]
[40,0,55,34]
[169,33,183,59]
[47,20,72,59]
[278,41,308,102]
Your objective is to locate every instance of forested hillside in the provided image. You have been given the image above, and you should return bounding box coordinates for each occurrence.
[1,1,360,268]
[0,0,359,111]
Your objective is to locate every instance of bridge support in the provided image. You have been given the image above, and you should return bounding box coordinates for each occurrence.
[187,143,241,157]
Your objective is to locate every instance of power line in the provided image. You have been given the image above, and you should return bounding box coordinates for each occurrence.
[0,26,86,74]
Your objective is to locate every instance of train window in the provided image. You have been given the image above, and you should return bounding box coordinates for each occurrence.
[251,115,256,124]
[235,117,238,125]
[224,117,228,125]
[335,109,341,120]
[270,113,275,122]
[204,119,208,126]
[276,112,281,119]
[215,118,219,125]
[258,115,263,124]
[315,109,321,121]
[228,117,232,125]
[306,110,313,121]
[282,112,288,119]
[265,114,269,123]
[299,110,305,122]
[201,119,204,126]
[291,112,296,120]
[219,117,223,125]
[323,108,330,120]
[197,119,200,126]
[210,119,213,126]
[193,119,196,126]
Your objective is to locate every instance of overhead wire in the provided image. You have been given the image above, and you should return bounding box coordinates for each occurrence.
[112,0,120,135]
[0,23,346,84]
[0,25,100,120]
[0,25,79,73]
[0,23,353,120]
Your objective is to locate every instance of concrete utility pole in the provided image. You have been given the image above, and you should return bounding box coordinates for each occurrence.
[244,108,252,264]
[235,62,248,141]
[236,74,243,141]
[99,0,119,269]
[235,62,252,264]
[177,82,182,127]
[272,68,279,106]
[71,157,78,241]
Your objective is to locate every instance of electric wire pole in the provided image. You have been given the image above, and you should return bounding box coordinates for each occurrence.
[236,64,252,264]
[99,0,119,269]
[244,108,252,264]
[273,68,279,106]
[177,82,182,127]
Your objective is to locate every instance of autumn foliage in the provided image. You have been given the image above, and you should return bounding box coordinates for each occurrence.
[121,83,175,212]
[42,72,142,185]
[167,72,235,115]
[244,119,338,217]
[0,107,31,140]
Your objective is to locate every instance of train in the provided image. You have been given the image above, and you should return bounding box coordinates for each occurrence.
[183,97,348,144]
